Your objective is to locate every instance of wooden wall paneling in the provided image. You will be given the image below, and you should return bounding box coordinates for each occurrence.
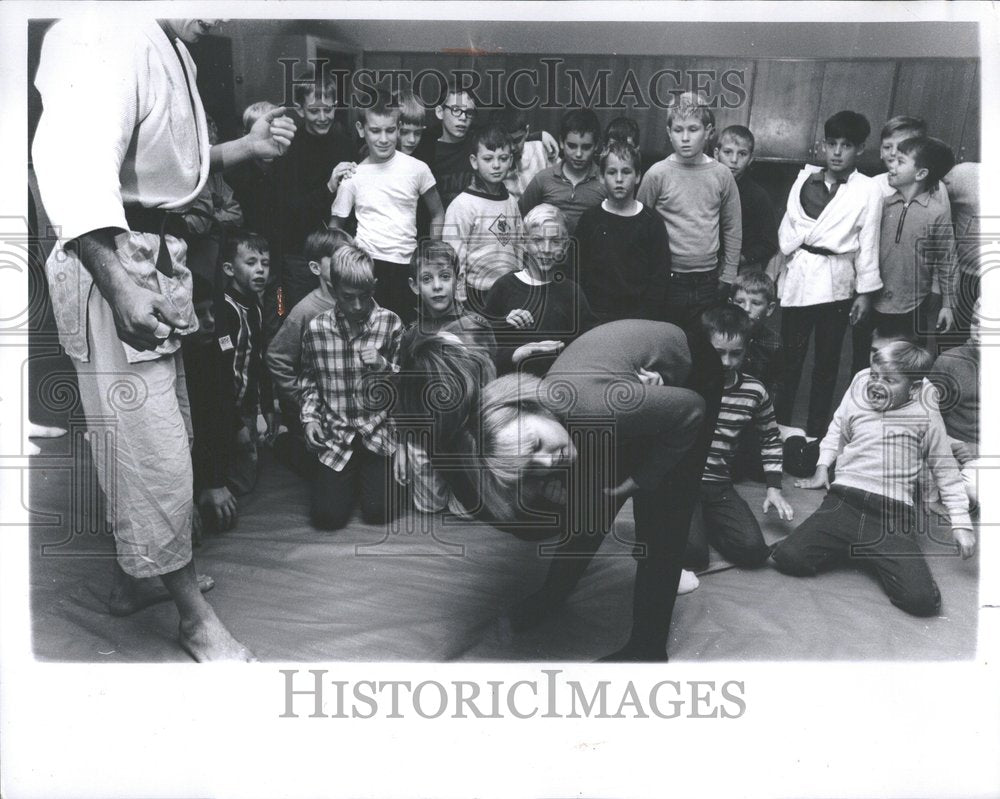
[959,61,980,163]
[891,59,977,155]
[749,59,824,162]
[501,53,563,139]
[683,56,755,136]
[812,60,896,169]
[471,53,508,113]
[622,55,689,159]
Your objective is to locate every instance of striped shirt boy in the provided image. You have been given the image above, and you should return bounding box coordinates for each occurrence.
[703,373,783,488]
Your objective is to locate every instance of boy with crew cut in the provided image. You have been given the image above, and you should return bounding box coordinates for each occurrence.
[331,91,444,324]
[772,340,974,617]
[776,110,882,439]
[219,229,276,496]
[871,136,957,346]
[432,81,478,208]
[300,244,404,530]
[713,124,778,273]
[403,239,497,361]
[638,92,742,319]
[682,304,792,590]
[443,124,524,314]
[519,108,607,232]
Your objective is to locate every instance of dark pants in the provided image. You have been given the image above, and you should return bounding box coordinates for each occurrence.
[771,484,942,617]
[684,480,770,571]
[529,322,724,657]
[311,443,400,530]
[939,270,981,352]
[665,268,721,322]
[373,259,416,324]
[778,299,851,438]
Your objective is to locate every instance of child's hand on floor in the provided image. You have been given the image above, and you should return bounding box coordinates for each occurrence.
[506,308,535,329]
[303,421,325,452]
[263,412,279,445]
[795,465,830,490]
[953,527,976,559]
[763,487,794,521]
[198,486,238,531]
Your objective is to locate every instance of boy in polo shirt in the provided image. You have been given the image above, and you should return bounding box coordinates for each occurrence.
[775,110,882,438]
[872,136,957,342]
[637,92,742,320]
[519,108,606,232]
[331,92,445,324]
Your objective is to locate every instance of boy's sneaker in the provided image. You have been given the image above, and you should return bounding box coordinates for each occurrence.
[677,569,700,595]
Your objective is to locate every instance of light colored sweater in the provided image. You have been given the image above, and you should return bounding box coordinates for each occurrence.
[636,156,742,282]
[818,368,971,529]
[444,184,524,296]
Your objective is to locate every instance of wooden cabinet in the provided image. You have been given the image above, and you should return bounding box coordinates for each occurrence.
[892,59,977,159]
[749,60,824,161]
[811,60,895,168]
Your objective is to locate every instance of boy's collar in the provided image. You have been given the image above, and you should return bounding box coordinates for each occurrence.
[226,283,260,306]
[467,175,510,200]
[558,161,599,182]
[888,186,931,206]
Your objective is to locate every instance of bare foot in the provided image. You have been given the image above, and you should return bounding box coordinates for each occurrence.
[178,612,256,662]
[108,573,215,617]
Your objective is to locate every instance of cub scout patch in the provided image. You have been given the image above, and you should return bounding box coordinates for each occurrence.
[489,213,513,246]
[218,335,234,352]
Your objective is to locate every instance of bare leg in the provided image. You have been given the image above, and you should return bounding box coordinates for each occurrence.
[159,560,256,662]
[108,562,214,617]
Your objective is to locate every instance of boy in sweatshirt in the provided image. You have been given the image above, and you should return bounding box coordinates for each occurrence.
[772,341,974,616]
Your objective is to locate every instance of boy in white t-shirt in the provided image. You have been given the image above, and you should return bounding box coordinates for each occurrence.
[331,92,445,323]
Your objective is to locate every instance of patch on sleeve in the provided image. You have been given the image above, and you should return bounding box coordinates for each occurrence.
[218,335,234,352]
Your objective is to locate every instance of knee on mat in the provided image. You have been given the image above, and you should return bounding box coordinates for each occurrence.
[891,585,941,617]
[311,503,352,531]
[770,541,818,576]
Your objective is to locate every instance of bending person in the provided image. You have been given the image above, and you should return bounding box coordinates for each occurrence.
[397,319,722,660]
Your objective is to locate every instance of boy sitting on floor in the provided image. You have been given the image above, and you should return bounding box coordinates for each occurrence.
[771,341,975,616]
[300,244,404,530]
[681,304,793,593]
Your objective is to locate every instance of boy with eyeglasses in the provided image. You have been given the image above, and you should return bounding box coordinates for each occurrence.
[432,80,478,207]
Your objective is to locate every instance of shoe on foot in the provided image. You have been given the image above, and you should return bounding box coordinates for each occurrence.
[677,569,700,595]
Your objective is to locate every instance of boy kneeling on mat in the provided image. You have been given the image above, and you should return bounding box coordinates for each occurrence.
[771,340,975,616]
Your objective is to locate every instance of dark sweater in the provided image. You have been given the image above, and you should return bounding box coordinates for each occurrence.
[275,127,357,255]
[483,271,596,376]
[431,138,475,208]
[543,320,700,490]
[736,173,779,270]
[929,342,979,447]
[574,203,670,323]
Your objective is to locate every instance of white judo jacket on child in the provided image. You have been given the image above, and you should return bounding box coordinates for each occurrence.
[776,165,883,307]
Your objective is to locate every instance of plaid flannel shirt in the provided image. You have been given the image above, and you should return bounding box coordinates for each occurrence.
[299,303,403,471]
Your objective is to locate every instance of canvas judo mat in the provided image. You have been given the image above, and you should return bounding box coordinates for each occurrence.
[28,442,978,663]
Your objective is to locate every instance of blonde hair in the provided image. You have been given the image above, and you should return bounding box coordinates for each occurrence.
[329,243,376,290]
[479,373,560,518]
[242,100,277,134]
[872,340,934,379]
[522,203,568,238]
[666,91,715,129]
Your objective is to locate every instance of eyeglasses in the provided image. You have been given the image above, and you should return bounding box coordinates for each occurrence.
[446,105,476,119]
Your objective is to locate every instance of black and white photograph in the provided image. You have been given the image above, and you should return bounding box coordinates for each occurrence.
[2,1,998,797]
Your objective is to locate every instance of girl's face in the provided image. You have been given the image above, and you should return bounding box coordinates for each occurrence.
[524,222,567,275]
[497,412,576,472]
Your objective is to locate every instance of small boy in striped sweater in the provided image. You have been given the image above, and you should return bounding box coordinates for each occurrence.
[681,305,793,591]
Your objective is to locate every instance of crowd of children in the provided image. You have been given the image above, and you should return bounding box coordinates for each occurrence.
[180,76,979,627]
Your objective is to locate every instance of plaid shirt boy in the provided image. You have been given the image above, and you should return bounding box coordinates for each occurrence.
[299,302,403,471]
